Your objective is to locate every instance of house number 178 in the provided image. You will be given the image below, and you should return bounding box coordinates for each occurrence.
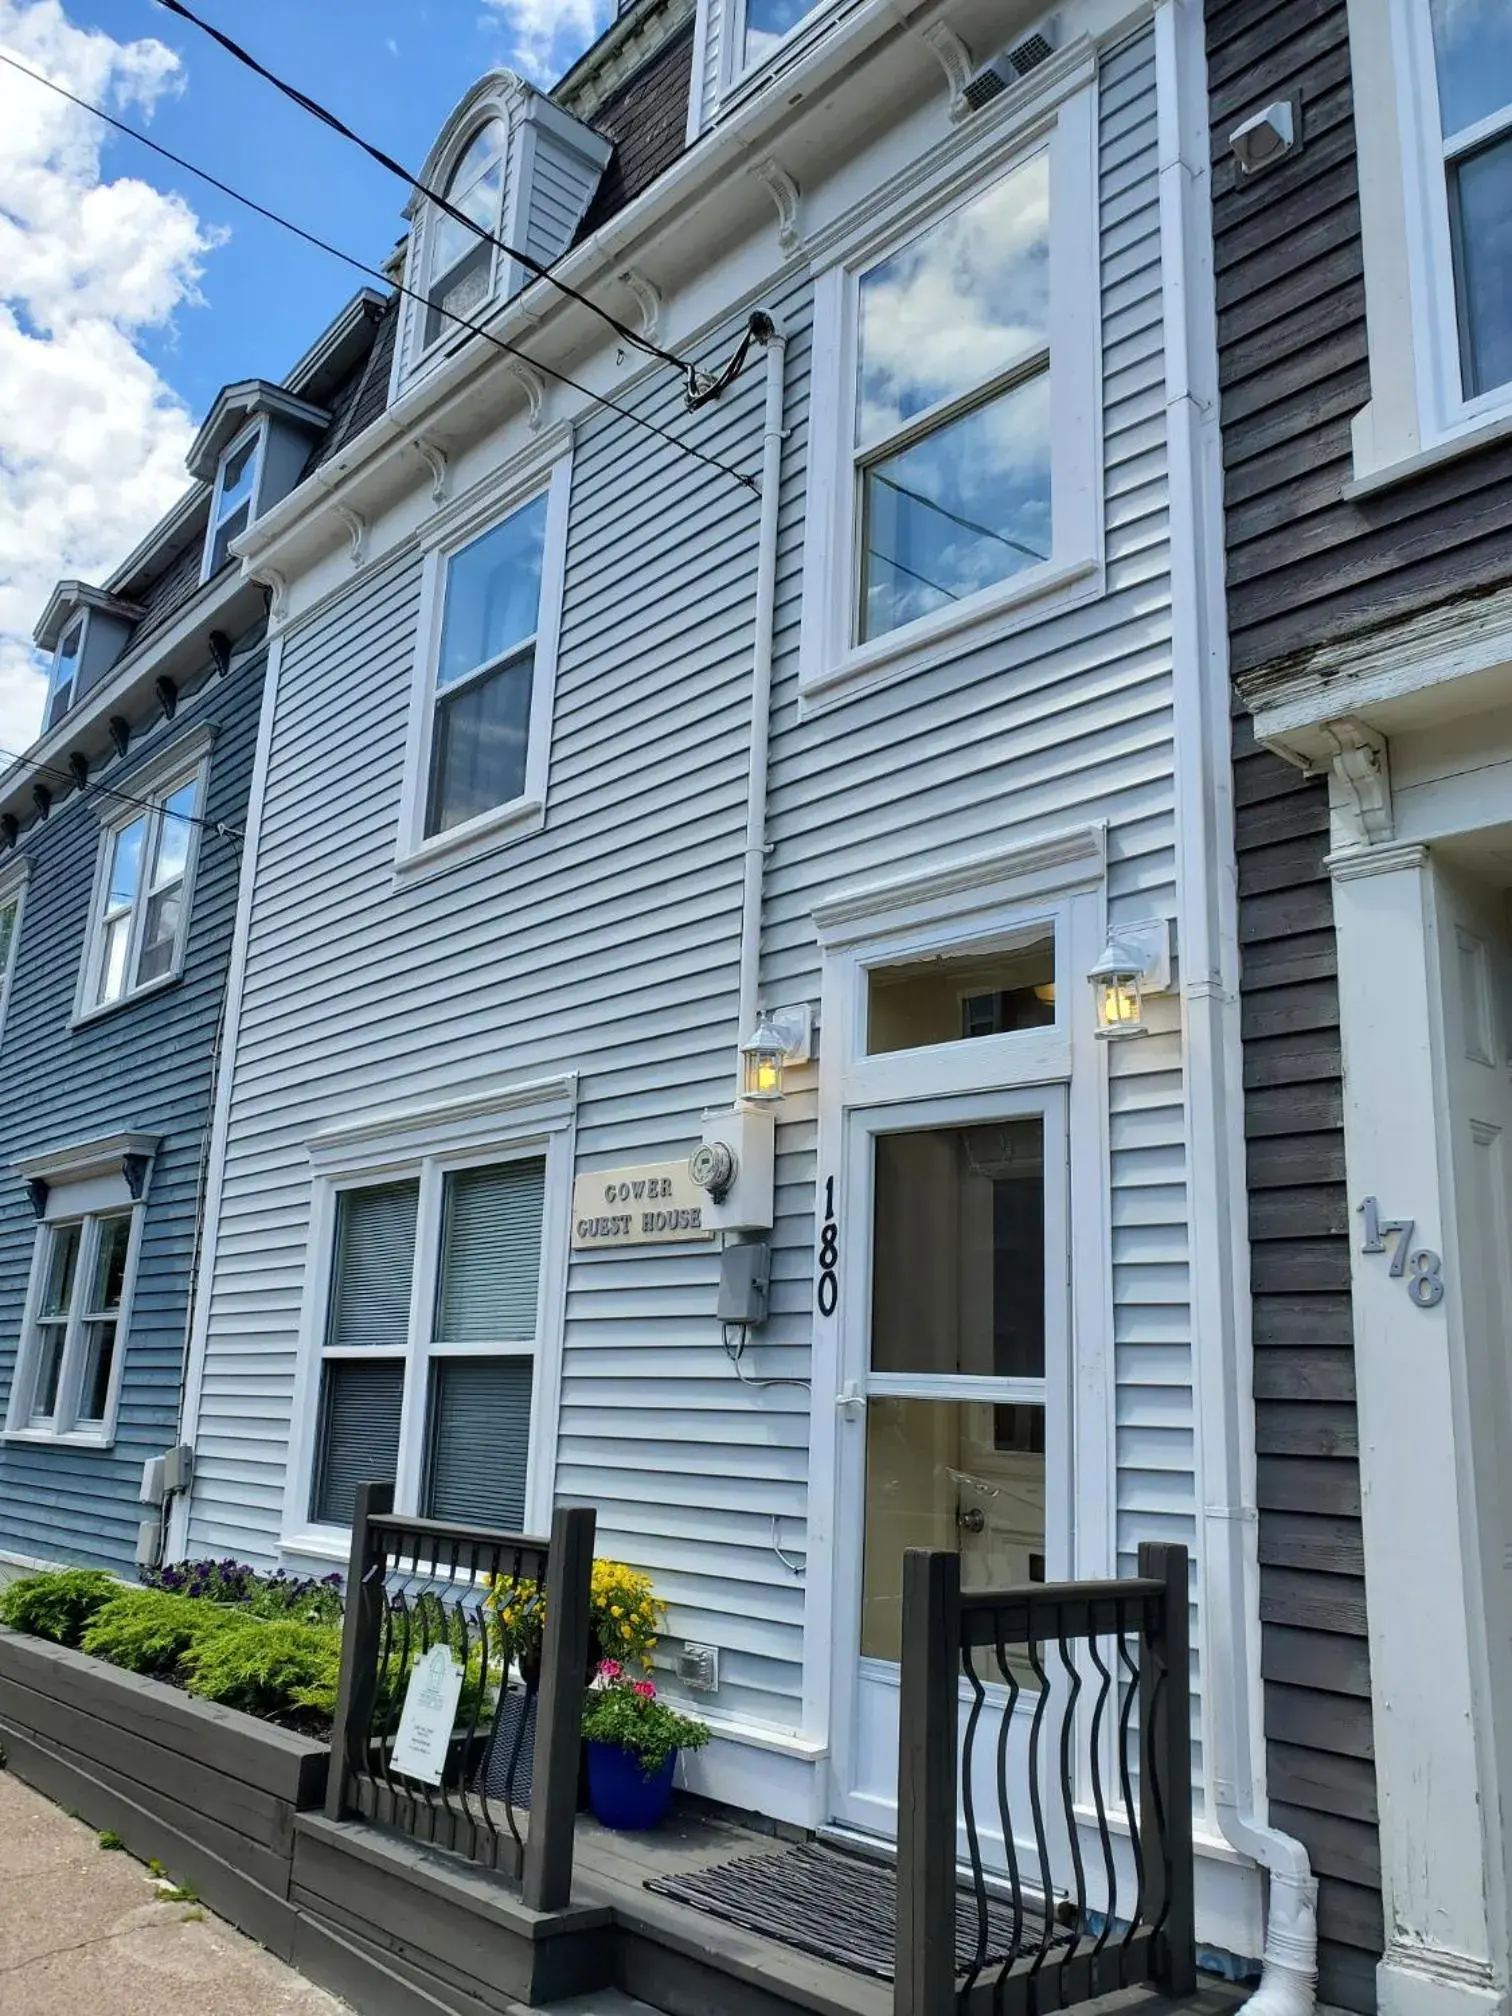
[1358,1197,1446,1308]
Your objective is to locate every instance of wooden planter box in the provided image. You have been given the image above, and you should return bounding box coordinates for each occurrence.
[0,1625,327,1959]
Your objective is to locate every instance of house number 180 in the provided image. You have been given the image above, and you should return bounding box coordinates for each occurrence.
[1358,1197,1446,1308]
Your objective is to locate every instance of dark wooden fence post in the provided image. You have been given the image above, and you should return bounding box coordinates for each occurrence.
[326,1481,394,1822]
[895,1547,961,2016]
[1139,1541,1195,1996]
[522,1504,596,1913]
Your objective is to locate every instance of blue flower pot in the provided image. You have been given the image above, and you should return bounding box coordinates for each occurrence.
[586,1740,677,1830]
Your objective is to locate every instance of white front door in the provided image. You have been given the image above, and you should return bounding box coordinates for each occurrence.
[830,1086,1070,1848]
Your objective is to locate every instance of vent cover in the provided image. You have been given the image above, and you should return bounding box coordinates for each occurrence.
[962,19,1058,111]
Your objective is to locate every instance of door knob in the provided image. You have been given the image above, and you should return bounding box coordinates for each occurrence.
[957,1506,986,1534]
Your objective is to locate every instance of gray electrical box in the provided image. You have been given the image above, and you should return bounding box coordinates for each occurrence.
[140,1455,166,1506]
[135,1517,163,1569]
[717,1239,770,1326]
[677,1643,721,1693]
[162,1443,194,1494]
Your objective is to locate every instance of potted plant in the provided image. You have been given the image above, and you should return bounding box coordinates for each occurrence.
[581,1660,709,1831]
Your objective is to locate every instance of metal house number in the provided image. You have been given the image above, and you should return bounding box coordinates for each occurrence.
[816,1177,839,1317]
[1358,1197,1446,1308]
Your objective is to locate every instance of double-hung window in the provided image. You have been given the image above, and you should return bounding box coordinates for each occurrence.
[0,872,24,1046]
[1428,0,1512,402]
[401,455,571,868]
[742,0,823,68]
[307,1156,551,1533]
[424,121,507,351]
[45,616,84,733]
[6,1194,143,1446]
[203,422,264,580]
[800,73,1099,703]
[81,741,208,1015]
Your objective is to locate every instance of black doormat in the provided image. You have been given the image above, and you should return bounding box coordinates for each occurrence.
[646,1842,1070,1982]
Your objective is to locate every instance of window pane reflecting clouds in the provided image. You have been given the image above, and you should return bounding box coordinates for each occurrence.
[861,369,1051,640]
[439,498,547,690]
[1454,133,1512,396]
[1431,0,1512,135]
[431,123,505,280]
[108,820,144,911]
[744,0,821,67]
[428,655,534,835]
[858,153,1050,449]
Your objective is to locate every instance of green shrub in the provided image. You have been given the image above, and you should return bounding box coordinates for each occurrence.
[0,1569,118,1647]
[80,1588,239,1680]
[180,1615,343,1722]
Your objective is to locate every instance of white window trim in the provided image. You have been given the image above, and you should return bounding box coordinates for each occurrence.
[3,1134,157,1449]
[1346,0,1512,493]
[202,418,269,583]
[394,440,573,883]
[416,119,511,370]
[73,724,215,1028]
[801,819,1115,1750]
[0,861,28,1049]
[280,1074,577,1564]
[706,0,853,118]
[797,70,1102,714]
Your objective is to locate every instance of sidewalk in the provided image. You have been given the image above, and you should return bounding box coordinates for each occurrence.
[0,1767,347,2016]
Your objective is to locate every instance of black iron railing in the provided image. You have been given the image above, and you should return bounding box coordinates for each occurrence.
[326,1482,595,1911]
[895,1541,1195,2016]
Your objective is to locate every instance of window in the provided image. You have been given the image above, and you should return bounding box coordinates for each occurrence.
[867,933,1056,1055]
[742,0,823,68]
[799,75,1099,704]
[401,456,572,868]
[1429,0,1512,399]
[10,1209,138,1443]
[309,1159,548,1532]
[81,747,207,1015]
[424,121,506,351]
[203,422,264,580]
[45,616,84,733]
[0,875,23,1046]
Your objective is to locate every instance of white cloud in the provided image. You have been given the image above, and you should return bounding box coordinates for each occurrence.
[0,0,222,751]
[479,0,612,86]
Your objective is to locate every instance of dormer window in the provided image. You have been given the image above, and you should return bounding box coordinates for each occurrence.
[203,421,266,581]
[46,616,84,733]
[424,121,507,350]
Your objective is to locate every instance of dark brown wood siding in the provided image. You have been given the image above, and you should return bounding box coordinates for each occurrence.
[1209,0,1512,692]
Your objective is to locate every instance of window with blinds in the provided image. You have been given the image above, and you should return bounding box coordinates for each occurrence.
[424,1357,533,1526]
[310,1180,418,1524]
[434,1160,545,1340]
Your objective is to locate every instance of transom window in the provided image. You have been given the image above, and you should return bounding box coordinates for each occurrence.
[1429,0,1512,398]
[855,151,1051,644]
[18,1211,135,1439]
[86,765,203,1012]
[310,1159,547,1531]
[204,422,264,580]
[425,121,506,349]
[46,616,84,733]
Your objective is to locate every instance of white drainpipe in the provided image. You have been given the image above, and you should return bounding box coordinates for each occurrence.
[1155,4,1318,2010]
[735,317,787,1090]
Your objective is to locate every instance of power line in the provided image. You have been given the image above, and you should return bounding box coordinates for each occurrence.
[156,0,722,402]
[872,471,1048,563]
[0,48,758,495]
[0,743,243,844]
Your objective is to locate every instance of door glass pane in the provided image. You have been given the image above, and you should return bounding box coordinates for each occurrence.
[427,650,534,835]
[868,937,1055,1053]
[744,0,821,66]
[1452,133,1512,398]
[871,1121,1046,1379]
[861,1397,1046,1661]
[438,498,548,690]
[860,368,1052,641]
[1430,0,1512,138]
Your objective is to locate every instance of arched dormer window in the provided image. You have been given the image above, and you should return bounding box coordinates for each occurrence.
[423,120,508,351]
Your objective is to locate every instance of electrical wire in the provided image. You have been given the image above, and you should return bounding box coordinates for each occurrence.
[0,742,244,844]
[0,48,759,495]
[156,0,720,400]
[721,1321,812,1393]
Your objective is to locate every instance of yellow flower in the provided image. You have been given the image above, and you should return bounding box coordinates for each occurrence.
[611,1605,622,1618]
[621,1625,633,1640]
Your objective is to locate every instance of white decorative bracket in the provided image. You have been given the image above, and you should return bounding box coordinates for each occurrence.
[1321,717,1393,848]
[505,356,546,432]
[334,506,368,568]
[252,567,289,628]
[618,268,663,341]
[920,21,976,122]
[413,437,450,504]
[750,157,801,256]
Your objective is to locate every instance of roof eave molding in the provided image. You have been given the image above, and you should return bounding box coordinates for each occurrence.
[33,581,146,653]
[186,380,332,482]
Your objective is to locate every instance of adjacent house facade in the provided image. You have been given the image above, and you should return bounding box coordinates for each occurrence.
[164,0,1292,1976]
[0,294,386,1576]
[1210,3,1512,2015]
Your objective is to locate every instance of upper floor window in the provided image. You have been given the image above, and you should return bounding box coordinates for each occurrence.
[424,121,507,350]
[399,454,573,874]
[79,738,209,1017]
[46,616,84,733]
[1429,0,1512,399]
[0,871,24,1049]
[204,421,265,580]
[742,0,822,68]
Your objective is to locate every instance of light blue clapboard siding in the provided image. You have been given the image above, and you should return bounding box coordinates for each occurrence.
[0,649,266,1573]
[190,26,1196,1747]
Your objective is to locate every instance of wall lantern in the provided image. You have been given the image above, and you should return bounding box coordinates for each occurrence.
[1087,920,1172,1040]
[740,1003,815,1105]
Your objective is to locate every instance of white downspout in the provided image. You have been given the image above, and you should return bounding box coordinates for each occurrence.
[1155,5,1318,2011]
[735,317,787,1092]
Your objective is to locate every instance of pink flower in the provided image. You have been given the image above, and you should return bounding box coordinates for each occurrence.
[633,1680,657,1699]
[596,1658,624,1682]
